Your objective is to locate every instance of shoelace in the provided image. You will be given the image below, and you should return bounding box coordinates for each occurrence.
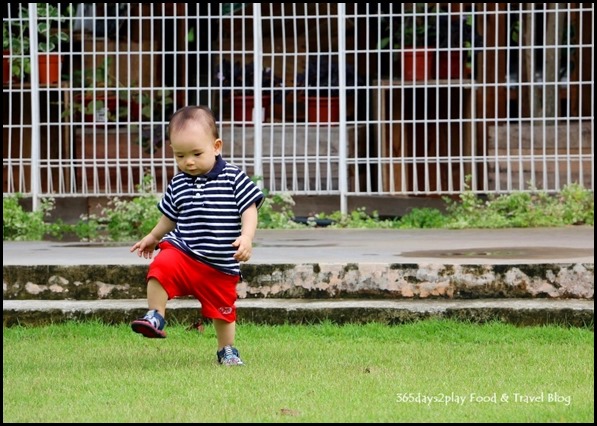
[144,314,161,330]
[221,346,243,365]
[223,346,235,359]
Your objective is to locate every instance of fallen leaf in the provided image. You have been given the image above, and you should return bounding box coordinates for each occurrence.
[280,408,301,417]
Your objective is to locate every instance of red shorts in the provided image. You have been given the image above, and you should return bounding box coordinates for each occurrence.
[147,241,240,322]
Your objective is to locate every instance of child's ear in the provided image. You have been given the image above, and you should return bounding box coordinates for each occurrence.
[214,138,223,153]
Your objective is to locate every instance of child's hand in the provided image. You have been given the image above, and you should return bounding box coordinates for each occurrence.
[232,235,253,262]
[130,235,159,259]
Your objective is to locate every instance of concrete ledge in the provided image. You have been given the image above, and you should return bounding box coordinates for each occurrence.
[3,299,594,329]
[3,262,594,301]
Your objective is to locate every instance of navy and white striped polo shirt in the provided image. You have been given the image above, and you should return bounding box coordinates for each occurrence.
[159,155,264,276]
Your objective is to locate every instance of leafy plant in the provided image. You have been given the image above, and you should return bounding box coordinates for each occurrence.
[378,3,438,49]
[317,207,395,229]
[130,89,175,122]
[3,21,9,51]
[442,180,594,229]
[213,59,284,102]
[436,11,483,69]
[14,3,71,53]
[436,13,483,50]
[65,57,129,123]
[25,3,72,53]
[3,20,20,52]
[555,182,594,226]
[2,194,65,241]
[67,56,174,129]
[247,176,302,229]
[4,4,71,81]
[125,88,175,154]
[71,57,119,90]
[77,175,162,242]
[295,55,366,97]
[3,182,594,242]
[396,207,448,229]
[257,192,304,230]
[3,16,30,79]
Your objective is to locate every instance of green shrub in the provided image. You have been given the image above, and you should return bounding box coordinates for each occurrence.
[257,190,304,229]
[2,194,64,241]
[2,181,594,242]
[322,207,400,229]
[444,182,594,229]
[78,175,161,242]
[397,207,448,229]
[558,182,594,226]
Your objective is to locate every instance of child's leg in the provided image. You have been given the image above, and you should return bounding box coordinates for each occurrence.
[214,319,244,365]
[147,278,168,317]
[214,319,236,350]
[131,278,168,338]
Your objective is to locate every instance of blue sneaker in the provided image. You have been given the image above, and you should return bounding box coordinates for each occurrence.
[131,310,166,338]
[217,345,244,366]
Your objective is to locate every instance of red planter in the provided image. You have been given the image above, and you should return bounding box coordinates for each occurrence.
[437,51,471,79]
[401,48,434,81]
[3,50,11,85]
[38,54,62,85]
[306,96,340,123]
[233,94,271,123]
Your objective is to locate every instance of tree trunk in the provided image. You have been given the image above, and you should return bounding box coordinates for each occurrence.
[524,3,565,120]
[543,3,566,120]
[522,3,535,117]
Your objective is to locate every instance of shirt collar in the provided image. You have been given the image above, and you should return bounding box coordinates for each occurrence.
[205,155,226,179]
[182,155,226,180]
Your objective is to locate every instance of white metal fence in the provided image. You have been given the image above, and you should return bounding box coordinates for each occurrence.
[3,3,594,211]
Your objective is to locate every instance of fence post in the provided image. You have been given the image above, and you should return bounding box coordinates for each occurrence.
[28,3,42,210]
[252,4,264,188]
[338,3,348,215]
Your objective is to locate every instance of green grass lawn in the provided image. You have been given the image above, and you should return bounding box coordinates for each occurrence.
[3,320,594,423]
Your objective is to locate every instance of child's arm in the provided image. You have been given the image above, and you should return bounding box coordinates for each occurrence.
[130,215,176,259]
[232,203,259,262]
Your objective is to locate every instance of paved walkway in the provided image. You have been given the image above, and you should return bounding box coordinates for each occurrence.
[3,227,595,266]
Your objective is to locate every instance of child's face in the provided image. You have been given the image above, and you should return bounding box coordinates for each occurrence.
[170,122,222,176]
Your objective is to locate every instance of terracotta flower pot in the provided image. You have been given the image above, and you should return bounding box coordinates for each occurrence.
[3,50,11,85]
[38,54,62,85]
[401,48,434,81]
[233,94,271,123]
[306,96,340,123]
[437,51,471,79]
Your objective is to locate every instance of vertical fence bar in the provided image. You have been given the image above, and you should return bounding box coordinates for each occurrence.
[590,4,596,190]
[28,3,41,210]
[252,4,264,185]
[337,4,348,214]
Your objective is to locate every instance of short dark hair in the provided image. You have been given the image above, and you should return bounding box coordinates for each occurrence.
[168,105,219,140]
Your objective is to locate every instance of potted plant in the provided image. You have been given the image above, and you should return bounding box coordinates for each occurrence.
[377,3,438,81]
[66,57,129,125]
[130,89,175,122]
[3,16,31,83]
[129,88,175,153]
[213,59,284,123]
[17,3,72,85]
[70,78,174,186]
[435,10,483,79]
[295,55,365,123]
[3,21,14,84]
